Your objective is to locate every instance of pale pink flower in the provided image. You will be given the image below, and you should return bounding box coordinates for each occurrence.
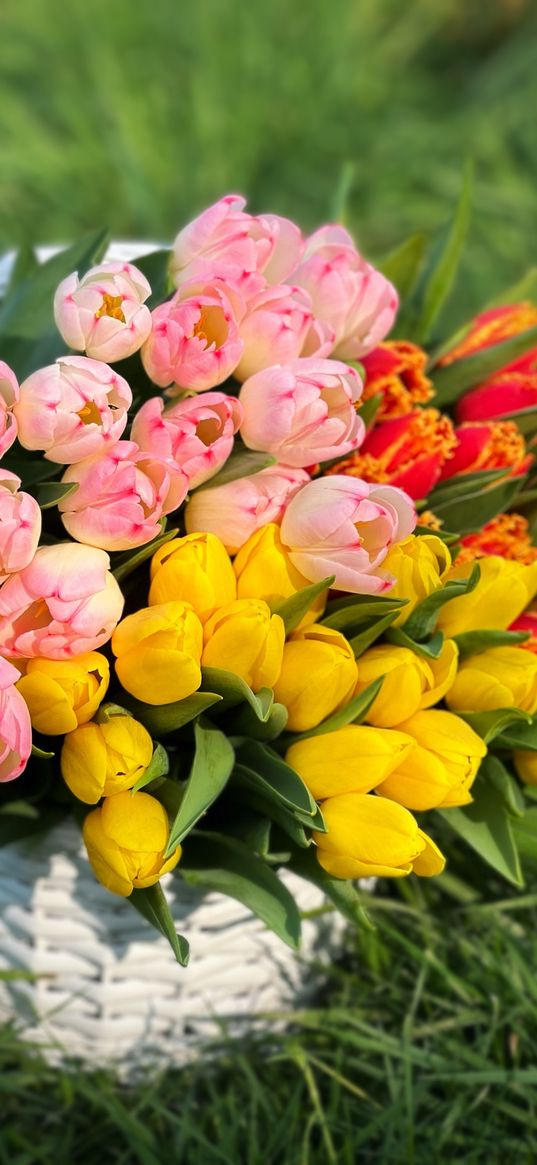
[14,356,131,464]
[0,656,32,782]
[141,282,244,394]
[185,464,309,553]
[59,440,188,552]
[131,393,243,489]
[239,357,364,468]
[234,284,333,382]
[171,194,303,287]
[279,475,416,594]
[0,362,19,459]
[0,543,124,659]
[0,470,41,581]
[54,261,152,362]
[290,225,398,359]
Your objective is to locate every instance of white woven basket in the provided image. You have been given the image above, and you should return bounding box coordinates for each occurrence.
[0,241,350,1069]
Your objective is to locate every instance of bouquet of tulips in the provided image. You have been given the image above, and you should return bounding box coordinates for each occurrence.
[2,180,537,963]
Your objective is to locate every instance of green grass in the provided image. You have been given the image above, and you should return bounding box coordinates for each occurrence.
[0,0,536,327]
[2,870,537,1164]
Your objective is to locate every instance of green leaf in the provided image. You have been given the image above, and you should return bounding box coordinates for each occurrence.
[179,832,302,948]
[378,232,427,301]
[227,699,288,742]
[289,848,374,929]
[236,741,319,819]
[428,468,509,506]
[329,160,356,223]
[512,808,537,867]
[133,248,172,307]
[111,524,179,582]
[357,393,383,430]
[493,718,537,754]
[129,884,190,966]
[36,480,78,510]
[431,325,537,407]
[348,608,404,657]
[401,564,480,641]
[455,629,531,658]
[479,755,525,818]
[119,691,223,736]
[270,576,334,634]
[458,707,532,744]
[195,447,277,491]
[438,771,523,887]
[0,229,110,339]
[132,742,170,794]
[200,667,273,721]
[2,453,58,487]
[432,476,528,536]
[385,627,445,659]
[486,267,537,309]
[165,722,235,855]
[230,775,312,849]
[400,162,473,343]
[321,594,407,634]
[4,244,39,295]
[283,677,384,744]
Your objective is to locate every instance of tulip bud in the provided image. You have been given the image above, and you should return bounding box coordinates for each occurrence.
[61,713,153,803]
[0,656,32,782]
[54,261,152,362]
[149,532,237,622]
[202,598,284,691]
[513,751,537,786]
[378,709,487,810]
[14,356,132,464]
[234,284,331,382]
[130,392,243,489]
[360,340,433,421]
[0,470,41,581]
[445,645,537,715]
[141,281,244,394]
[382,534,452,625]
[285,725,414,800]
[112,601,203,705]
[438,420,531,482]
[170,194,304,287]
[313,792,445,879]
[437,556,537,637]
[83,790,180,896]
[0,361,19,458]
[0,543,124,660]
[355,640,459,728]
[328,408,456,500]
[273,626,357,731]
[233,523,326,624]
[185,464,309,554]
[16,651,109,735]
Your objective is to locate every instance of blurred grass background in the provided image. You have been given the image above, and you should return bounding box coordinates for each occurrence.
[1,0,536,326]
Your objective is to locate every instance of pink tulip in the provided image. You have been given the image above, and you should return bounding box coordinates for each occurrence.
[0,656,32,782]
[0,543,124,659]
[289,225,398,359]
[239,358,364,468]
[234,284,334,382]
[54,261,152,362]
[185,464,309,553]
[131,393,243,488]
[141,282,244,394]
[279,475,416,594]
[171,194,303,287]
[0,470,41,580]
[14,356,132,464]
[59,440,188,552]
[0,362,19,459]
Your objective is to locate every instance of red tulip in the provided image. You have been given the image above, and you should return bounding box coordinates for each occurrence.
[361,340,433,421]
[439,420,532,482]
[326,408,456,501]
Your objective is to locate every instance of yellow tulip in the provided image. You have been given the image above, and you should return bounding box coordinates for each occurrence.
[233,523,326,625]
[83,790,180,897]
[446,645,537,715]
[112,601,203,705]
[437,555,537,637]
[273,625,357,731]
[149,532,236,622]
[513,751,537,786]
[202,598,284,691]
[285,725,414,800]
[378,709,486,809]
[16,652,109,735]
[61,714,154,804]
[355,639,459,728]
[382,534,452,626]
[313,792,445,879]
